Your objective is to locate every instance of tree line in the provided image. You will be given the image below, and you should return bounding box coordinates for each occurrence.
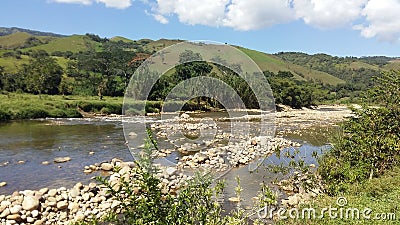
[0,40,368,109]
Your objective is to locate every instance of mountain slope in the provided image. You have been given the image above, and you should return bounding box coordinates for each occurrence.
[23,35,102,53]
[238,47,345,85]
[0,27,65,37]
[2,27,399,88]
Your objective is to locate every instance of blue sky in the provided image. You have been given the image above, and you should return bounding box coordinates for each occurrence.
[1,0,400,57]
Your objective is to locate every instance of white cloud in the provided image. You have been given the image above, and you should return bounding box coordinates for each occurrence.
[354,0,400,41]
[153,14,169,24]
[51,0,132,9]
[96,0,132,9]
[293,0,367,28]
[156,0,229,26]
[50,0,400,42]
[223,0,294,30]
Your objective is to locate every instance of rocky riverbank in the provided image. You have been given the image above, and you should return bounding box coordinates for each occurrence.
[0,159,127,225]
[0,105,353,224]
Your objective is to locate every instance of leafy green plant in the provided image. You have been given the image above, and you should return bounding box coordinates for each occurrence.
[318,70,400,194]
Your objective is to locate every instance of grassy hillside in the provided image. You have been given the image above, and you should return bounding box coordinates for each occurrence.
[0,32,32,49]
[384,60,400,71]
[143,38,182,52]
[2,28,397,88]
[238,47,345,85]
[0,55,30,73]
[0,32,58,50]
[24,35,102,53]
[110,36,134,43]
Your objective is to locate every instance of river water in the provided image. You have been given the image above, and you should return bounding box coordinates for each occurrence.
[0,115,333,197]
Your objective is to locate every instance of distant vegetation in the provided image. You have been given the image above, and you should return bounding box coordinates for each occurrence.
[1,27,399,120]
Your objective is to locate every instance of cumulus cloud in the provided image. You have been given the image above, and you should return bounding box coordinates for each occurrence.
[51,0,132,9]
[293,0,367,28]
[155,0,229,26]
[354,0,400,41]
[223,0,294,30]
[96,0,132,9]
[152,13,169,24]
[50,0,400,42]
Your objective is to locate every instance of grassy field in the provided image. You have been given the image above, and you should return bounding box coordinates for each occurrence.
[24,35,102,53]
[238,47,345,85]
[0,93,124,120]
[110,36,134,43]
[0,32,57,49]
[0,55,31,73]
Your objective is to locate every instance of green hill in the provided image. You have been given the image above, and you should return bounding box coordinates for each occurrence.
[1,28,398,89]
[0,27,65,37]
[110,36,134,43]
[238,47,345,85]
[0,32,33,49]
[24,35,102,53]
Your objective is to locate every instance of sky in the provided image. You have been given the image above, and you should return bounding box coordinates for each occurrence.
[1,0,400,57]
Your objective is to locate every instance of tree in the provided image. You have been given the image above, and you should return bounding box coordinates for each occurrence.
[19,53,63,94]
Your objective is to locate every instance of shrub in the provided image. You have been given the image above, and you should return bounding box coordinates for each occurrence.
[318,71,400,194]
[14,107,49,119]
[0,109,11,121]
[93,138,226,225]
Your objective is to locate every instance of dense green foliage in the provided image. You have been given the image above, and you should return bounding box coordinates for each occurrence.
[275,52,395,100]
[265,71,331,108]
[318,70,400,194]
[0,94,124,119]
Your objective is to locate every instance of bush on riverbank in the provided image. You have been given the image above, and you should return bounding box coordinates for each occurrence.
[0,93,123,120]
[318,70,400,194]
[0,109,11,121]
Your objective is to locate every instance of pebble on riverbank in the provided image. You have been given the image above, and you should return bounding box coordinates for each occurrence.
[53,157,71,164]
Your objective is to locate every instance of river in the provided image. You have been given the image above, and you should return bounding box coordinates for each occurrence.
[0,113,336,197]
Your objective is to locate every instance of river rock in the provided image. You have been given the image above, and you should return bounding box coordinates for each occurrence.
[41,161,50,165]
[69,188,80,198]
[9,205,22,214]
[287,195,300,206]
[180,113,190,119]
[1,200,11,208]
[0,181,7,187]
[27,216,35,223]
[7,214,21,221]
[48,189,57,197]
[31,210,39,218]
[101,163,113,171]
[128,132,137,137]
[165,167,177,176]
[68,202,80,212]
[0,208,10,218]
[57,201,68,210]
[75,212,85,221]
[53,157,71,163]
[228,197,240,203]
[38,188,49,195]
[22,196,39,211]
